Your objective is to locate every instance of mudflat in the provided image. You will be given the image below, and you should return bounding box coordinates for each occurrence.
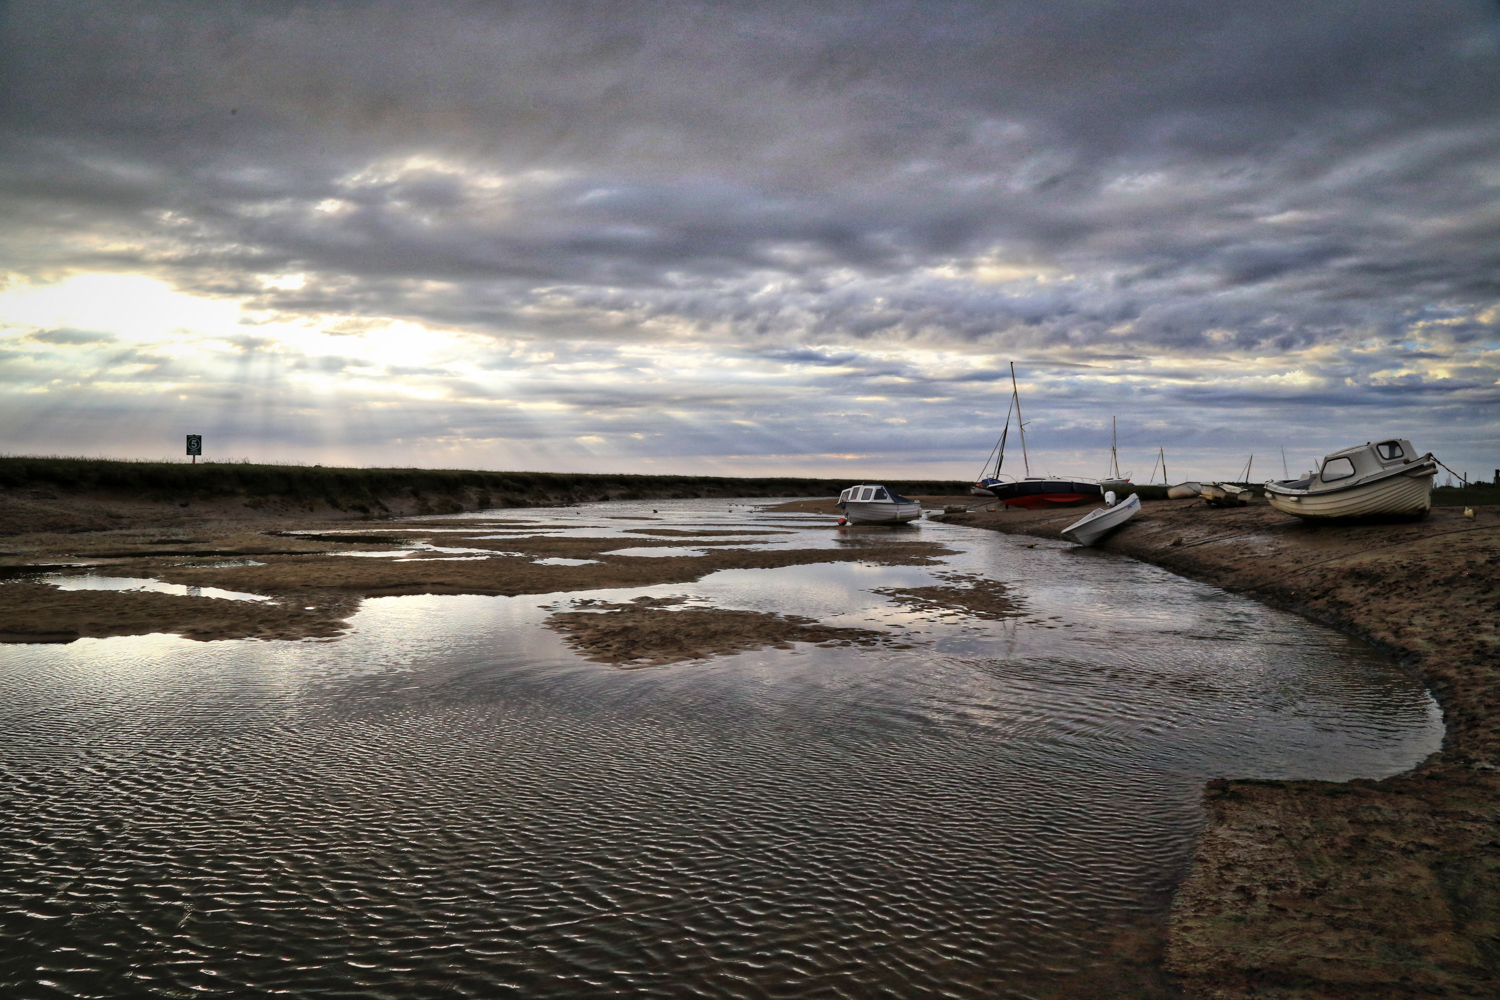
[940,498,1500,998]
[0,490,958,656]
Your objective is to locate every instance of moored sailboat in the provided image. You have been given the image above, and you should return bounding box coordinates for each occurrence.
[972,364,1103,509]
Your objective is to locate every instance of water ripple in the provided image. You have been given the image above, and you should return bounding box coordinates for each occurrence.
[0,501,1441,999]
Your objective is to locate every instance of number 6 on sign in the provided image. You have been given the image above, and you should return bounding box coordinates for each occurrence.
[186,434,202,463]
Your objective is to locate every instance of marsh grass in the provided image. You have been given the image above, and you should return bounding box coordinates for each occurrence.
[0,456,969,508]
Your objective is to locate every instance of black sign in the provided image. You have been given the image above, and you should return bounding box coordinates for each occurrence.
[186,434,202,456]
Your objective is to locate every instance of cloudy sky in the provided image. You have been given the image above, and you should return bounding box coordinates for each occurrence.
[2,1,1498,482]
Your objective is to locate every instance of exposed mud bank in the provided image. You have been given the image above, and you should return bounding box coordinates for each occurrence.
[0,491,956,644]
[940,499,1500,998]
[543,595,900,667]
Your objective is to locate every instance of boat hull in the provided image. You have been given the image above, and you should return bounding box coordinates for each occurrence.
[1060,493,1141,546]
[976,479,1103,509]
[842,501,922,525]
[1265,468,1433,519]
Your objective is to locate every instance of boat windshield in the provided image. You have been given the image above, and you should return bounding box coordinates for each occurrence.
[872,488,888,500]
[1320,457,1356,482]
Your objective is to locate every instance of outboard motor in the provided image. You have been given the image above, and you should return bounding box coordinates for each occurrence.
[1104,491,1117,507]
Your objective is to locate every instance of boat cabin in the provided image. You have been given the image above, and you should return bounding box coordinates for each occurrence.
[1292,439,1422,493]
[839,484,909,504]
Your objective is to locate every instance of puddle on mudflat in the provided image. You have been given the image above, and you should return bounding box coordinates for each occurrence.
[32,572,271,602]
[0,498,1442,999]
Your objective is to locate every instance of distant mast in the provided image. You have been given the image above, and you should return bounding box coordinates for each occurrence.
[1108,416,1121,480]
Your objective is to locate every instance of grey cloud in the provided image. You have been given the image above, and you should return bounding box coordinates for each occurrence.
[1,1,1498,475]
[27,327,117,345]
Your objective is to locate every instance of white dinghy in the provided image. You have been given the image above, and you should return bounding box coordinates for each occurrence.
[837,484,922,525]
[1060,491,1141,546]
[1264,439,1437,520]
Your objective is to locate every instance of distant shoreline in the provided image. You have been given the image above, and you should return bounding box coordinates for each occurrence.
[0,455,968,520]
[940,498,1500,998]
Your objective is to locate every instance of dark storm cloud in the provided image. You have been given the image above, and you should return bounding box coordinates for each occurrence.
[1,1,1497,473]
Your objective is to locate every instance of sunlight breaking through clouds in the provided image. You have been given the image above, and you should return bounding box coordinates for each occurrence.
[1,1,1497,479]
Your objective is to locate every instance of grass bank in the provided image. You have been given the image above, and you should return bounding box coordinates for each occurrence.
[0,456,967,513]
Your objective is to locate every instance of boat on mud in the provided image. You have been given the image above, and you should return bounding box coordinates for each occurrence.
[978,477,1104,509]
[1199,483,1252,507]
[1263,439,1437,520]
[1060,491,1142,546]
[972,364,1104,509]
[837,484,922,525]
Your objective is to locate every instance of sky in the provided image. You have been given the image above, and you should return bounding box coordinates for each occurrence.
[2,0,1498,484]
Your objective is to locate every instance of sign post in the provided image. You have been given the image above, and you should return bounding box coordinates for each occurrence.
[186,434,202,464]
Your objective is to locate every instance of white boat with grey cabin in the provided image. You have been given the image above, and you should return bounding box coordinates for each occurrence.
[1263,439,1437,520]
[1060,491,1141,546]
[837,484,922,525]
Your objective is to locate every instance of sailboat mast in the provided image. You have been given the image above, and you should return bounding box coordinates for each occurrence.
[1159,446,1168,485]
[1009,362,1030,477]
[1110,416,1120,479]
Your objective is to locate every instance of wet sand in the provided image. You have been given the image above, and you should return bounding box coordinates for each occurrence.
[544,595,900,667]
[939,498,1500,998]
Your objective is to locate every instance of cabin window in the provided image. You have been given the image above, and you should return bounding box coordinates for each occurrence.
[859,488,875,500]
[1375,441,1404,461]
[839,489,850,502]
[1320,457,1356,482]
[873,488,888,500]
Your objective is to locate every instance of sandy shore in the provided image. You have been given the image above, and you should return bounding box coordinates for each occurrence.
[939,498,1500,998]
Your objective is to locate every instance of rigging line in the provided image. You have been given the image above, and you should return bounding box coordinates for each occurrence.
[1432,455,1470,486]
[1009,362,1030,478]
[975,393,1015,481]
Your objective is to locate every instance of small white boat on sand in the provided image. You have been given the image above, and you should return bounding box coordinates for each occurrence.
[1264,439,1436,520]
[1060,491,1141,546]
[837,484,922,525]
[1166,482,1202,500]
[1199,483,1253,507]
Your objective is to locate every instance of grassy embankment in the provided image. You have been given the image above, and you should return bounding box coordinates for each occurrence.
[0,456,967,514]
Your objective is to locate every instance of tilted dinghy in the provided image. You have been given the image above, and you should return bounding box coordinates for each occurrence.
[1060,491,1141,546]
[838,484,922,525]
[1263,439,1437,520]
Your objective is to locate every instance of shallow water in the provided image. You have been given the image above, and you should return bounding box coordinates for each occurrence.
[0,499,1441,999]
[35,572,272,603]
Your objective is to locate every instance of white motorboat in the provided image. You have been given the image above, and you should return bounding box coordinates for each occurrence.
[1060,491,1141,546]
[1264,439,1437,519]
[837,484,922,525]
[1166,482,1202,500]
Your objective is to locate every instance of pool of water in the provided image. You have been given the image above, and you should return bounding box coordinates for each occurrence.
[0,499,1441,999]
